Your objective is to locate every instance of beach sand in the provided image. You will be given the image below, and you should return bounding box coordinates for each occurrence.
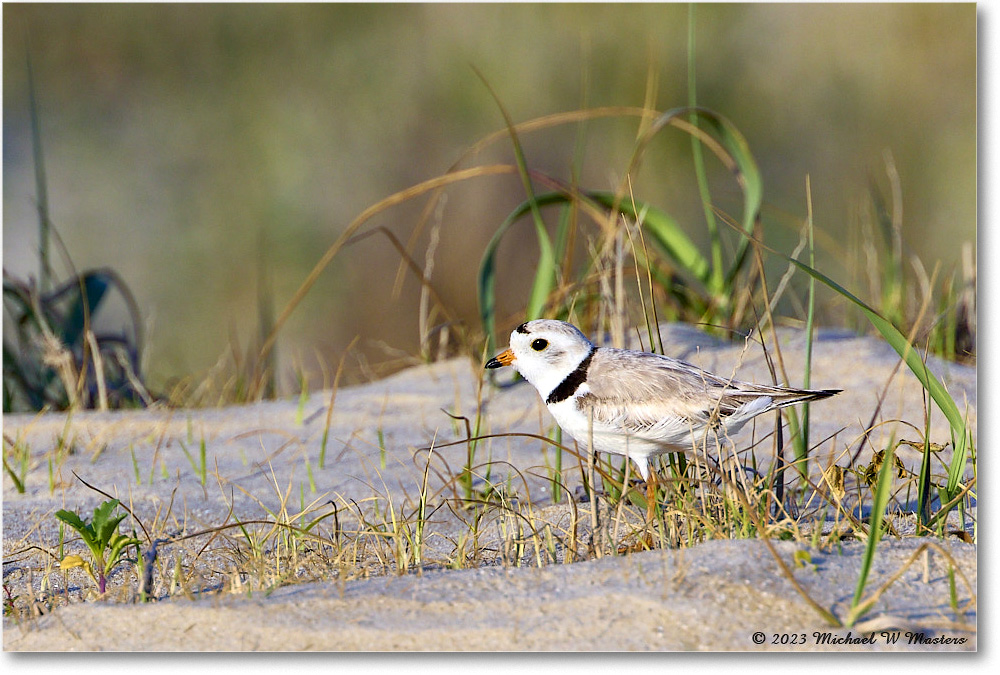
[3,325,977,651]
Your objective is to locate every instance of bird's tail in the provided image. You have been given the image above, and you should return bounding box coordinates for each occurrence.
[771,387,841,409]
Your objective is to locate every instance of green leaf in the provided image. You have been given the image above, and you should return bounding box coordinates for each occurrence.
[945,409,971,499]
[91,499,123,544]
[59,272,111,348]
[55,508,92,540]
[2,452,25,494]
[917,430,934,529]
[99,513,129,549]
[105,532,142,576]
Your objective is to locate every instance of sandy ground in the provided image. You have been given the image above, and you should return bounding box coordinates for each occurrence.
[2,324,977,651]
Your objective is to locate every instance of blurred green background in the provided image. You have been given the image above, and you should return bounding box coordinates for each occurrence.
[2,3,976,396]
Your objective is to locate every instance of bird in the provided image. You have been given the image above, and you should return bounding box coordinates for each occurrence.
[485,319,840,520]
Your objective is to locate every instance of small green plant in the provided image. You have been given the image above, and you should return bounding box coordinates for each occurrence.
[56,498,142,595]
[3,582,19,617]
[178,436,208,486]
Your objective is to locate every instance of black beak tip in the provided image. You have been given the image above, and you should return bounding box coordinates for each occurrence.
[485,357,502,370]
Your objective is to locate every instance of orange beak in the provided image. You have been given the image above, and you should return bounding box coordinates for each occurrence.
[485,348,515,369]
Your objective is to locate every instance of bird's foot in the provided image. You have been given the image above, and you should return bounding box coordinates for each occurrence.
[616,531,655,555]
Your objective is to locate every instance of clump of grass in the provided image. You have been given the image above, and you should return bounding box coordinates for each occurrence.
[177,434,208,487]
[3,433,32,494]
[854,153,976,366]
[3,268,151,412]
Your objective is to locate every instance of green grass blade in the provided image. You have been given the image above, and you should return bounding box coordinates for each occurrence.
[917,415,933,528]
[848,443,898,622]
[690,110,763,283]
[687,4,723,296]
[781,255,966,438]
[588,191,711,286]
[944,409,971,504]
[553,82,590,268]
[3,454,26,494]
[2,436,29,493]
[478,185,721,352]
[792,178,818,472]
[26,41,52,294]
[478,192,577,351]
[473,67,557,326]
[178,440,200,477]
[129,444,141,484]
[629,106,762,296]
[199,437,207,486]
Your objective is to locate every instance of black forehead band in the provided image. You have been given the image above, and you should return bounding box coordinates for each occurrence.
[515,323,530,334]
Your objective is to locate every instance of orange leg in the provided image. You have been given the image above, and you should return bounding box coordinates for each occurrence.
[616,471,658,555]
[645,472,657,524]
[643,468,658,549]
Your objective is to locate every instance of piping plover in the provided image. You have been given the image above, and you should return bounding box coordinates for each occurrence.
[486,319,840,485]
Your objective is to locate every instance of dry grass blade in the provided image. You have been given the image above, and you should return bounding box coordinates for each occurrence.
[259,164,518,363]
[392,106,660,301]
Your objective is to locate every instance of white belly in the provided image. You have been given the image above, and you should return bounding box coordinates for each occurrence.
[545,398,687,480]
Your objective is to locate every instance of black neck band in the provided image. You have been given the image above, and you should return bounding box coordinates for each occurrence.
[546,348,596,405]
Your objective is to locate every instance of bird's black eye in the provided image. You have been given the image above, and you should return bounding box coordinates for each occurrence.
[531,338,548,351]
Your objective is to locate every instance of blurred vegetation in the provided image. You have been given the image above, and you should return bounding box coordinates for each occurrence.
[4,39,152,413]
[3,267,150,411]
[2,3,976,398]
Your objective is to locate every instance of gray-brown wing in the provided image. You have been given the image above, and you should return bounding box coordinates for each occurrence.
[578,348,836,433]
[578,348,744,431]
